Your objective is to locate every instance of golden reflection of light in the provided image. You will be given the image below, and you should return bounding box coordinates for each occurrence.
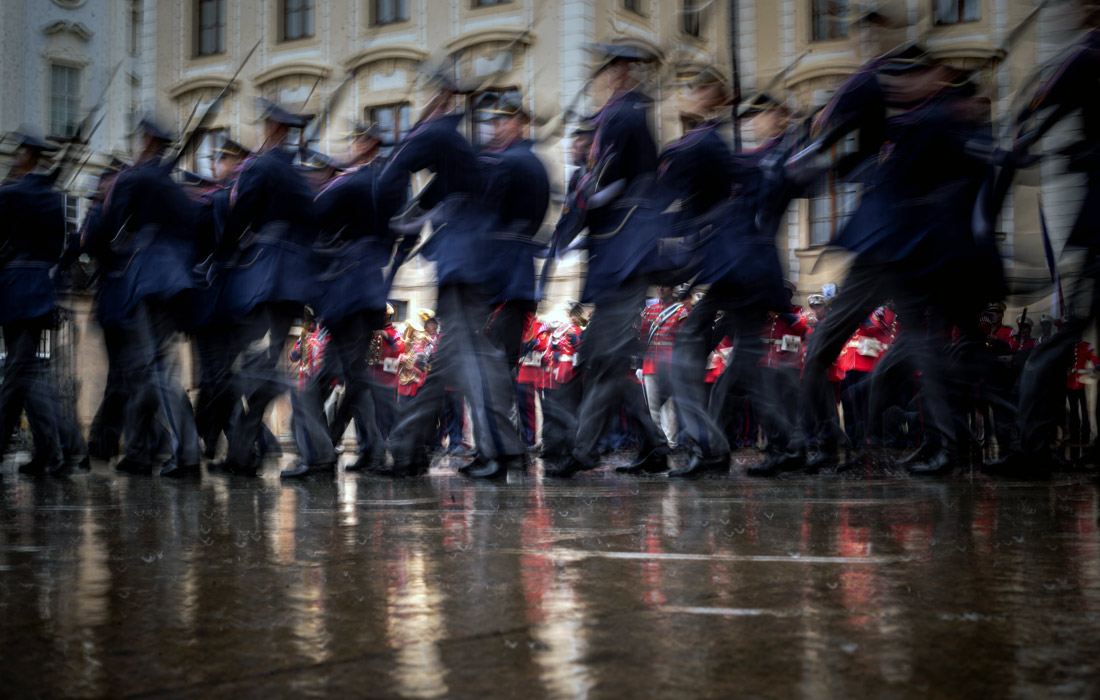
[338,478,358,528]
[75,507,109,627]
[273,487,297,565]
[385,549,450,699]
[291,566,331,664]
[530,567,594,699]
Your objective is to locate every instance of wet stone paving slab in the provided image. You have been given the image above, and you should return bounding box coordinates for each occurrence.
[1,452,1099,699]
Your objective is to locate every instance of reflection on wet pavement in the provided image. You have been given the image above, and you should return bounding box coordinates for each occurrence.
[1,454,1099,698]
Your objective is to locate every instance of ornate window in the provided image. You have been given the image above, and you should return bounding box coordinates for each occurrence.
[195,0,227,56]
[369,103,411,155]
[474,0,512,6]
[281,0,315,41]
[934,0,980,25]
[623,0,644,15]
[49,64,82,139]
[373,0,410,25]
[811,0,848,42]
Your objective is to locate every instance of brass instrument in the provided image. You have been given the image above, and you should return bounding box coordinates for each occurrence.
[397,318,433,386]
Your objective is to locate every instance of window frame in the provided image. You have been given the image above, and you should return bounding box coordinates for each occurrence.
[371,0,410,26]
[623,0,645,17]
[472,0,513,7]
[933,0,981,26]
[48,62,82,140]
[280,0,315,42]
[368,102,413,156]
[194,0,227,57]
[681,0,702,38]
[811,0,849,42]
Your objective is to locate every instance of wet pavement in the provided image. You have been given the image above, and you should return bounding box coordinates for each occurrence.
[1,452,1099,699]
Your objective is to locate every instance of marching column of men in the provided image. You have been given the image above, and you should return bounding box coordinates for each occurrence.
[4,23,1100,482]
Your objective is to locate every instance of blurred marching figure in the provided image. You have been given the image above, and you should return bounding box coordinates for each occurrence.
[466,96,551,474]
[996,15,1100,475]
[330,302,404,450]
[790,44,998,476]
[301,121,404,476]
[544,44,673,478]
[85,118,200,477]
[190,137,250,460]
[83,158,128,460]
[513,313,552,451]
[376,76,525,479]
[0,131,86,476]
[662,74,793,478]
[206,101,334,478]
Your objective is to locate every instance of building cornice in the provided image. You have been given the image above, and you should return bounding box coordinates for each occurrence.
[445,27,534,53]
[343,45,429,72]
[42,20,93,41]
[168,75,240,99]
[252,62,332,87]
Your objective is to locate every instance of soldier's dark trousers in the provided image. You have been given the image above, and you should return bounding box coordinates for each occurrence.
[226,303,334,468]
[571,277,667,466]
[541,380,581,459]
[370,382,398,439]
[88,327,128,459]
[116,303,199,469]
[389,284,523,467]
[307,310,385,465]
[803,262,957,460]
[487,299,537,369]
[193,324,238,455]
[0,316,63,464]
[673,286,777,459]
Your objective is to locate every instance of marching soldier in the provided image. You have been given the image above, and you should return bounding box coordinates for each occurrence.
[0,131,78,476]
[192,137,249,459]
[1066,340,1098,449]
[90,117,201,476]
[836,305,899,452]
[377,76,525,478]
[366,303,404,439]
[209,101,332,478]
[545,44,672,478]
[303,121,402,474]
[792,45,994,476]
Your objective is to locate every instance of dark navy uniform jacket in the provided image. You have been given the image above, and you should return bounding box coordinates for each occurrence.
[94,160,196,327]
[655,120,786,310]
[479,138,549,303]
[216,147,314,319]
[375,113,490,288]
[575,90,659,303]
[0,173,65,324]
[312,162,402,324]
[835,92,988,279]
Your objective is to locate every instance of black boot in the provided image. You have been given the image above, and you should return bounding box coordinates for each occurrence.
[280,461,336,479]
[161,459,201,478]
[748,449,806,477]
[463,454,525,480]
[544,455,596,479]
[908,450,959,476]
[615,449,670,474]
[669,453,729,478]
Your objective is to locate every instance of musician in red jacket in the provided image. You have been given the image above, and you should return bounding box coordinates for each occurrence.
[837,306,899,450]
[1067,340,1099,447]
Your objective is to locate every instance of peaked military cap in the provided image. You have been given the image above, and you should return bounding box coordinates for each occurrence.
[348,121,385,141]
[737,92,783,119]
[807,294,827,307]
[477,96,528,120]
[1040,313,1055,324]
[589,42,659,75]
[10,128,59,153]
[299,147,341,171]
[876,43,934,75]
[257,98,312,128]
[214,138,250,158]
[987,301,1007,313]
[137,116,174,142]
